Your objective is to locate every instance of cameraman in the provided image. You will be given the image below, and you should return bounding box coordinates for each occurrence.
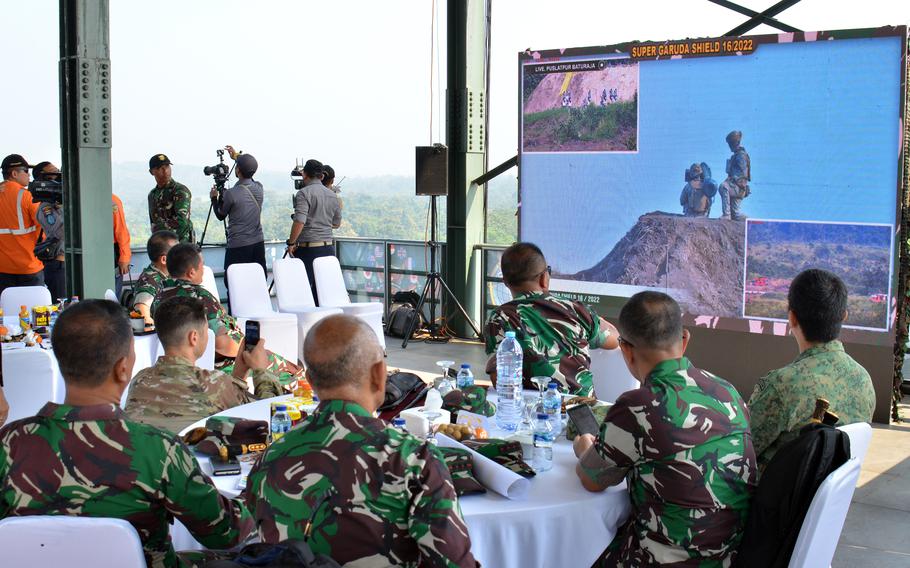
[286,159,341,305]
[210,145,266,284]
[33,162,66,300]
[0,154,43,295]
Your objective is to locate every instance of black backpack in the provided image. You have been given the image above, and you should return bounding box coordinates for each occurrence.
[735,423,850,568]
[203,540,340,568]
[386,291,424,339]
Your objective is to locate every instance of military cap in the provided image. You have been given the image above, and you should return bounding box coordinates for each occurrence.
[462,439,536,478]
[443,385,496,417]
[725,130,742,145]
[149,153,172,169]
[438,446,486,495]
[1,154,33,171]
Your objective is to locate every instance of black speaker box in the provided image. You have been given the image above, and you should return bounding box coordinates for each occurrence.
[415,145,448,196]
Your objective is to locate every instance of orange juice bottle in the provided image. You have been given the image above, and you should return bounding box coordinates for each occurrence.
[19,305,30,331]
[293,379,314,405]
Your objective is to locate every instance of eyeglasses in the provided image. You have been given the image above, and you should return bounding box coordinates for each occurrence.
[538,265,552,278]
[618,336,634,349]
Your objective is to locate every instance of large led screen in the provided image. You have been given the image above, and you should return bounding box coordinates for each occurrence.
[519,28,907,345]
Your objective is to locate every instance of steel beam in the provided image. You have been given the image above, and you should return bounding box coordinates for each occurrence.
[59,0,115,299]
[445,0,490,337]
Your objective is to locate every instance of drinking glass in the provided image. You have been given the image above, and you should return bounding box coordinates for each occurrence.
[435,360,456,390]
[425,410,441,444]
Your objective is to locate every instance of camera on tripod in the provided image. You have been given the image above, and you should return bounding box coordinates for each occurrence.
[203,149,230,192]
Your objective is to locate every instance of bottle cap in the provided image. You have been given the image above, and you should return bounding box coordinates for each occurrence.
[505,331,516,338]
[537,413,548,420]
[461,363,470,369]
[392,417,406,426]
[548,381,558,389]
[275,405,287,412]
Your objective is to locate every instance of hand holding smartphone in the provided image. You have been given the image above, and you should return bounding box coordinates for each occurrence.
[567,404,602,437]
[244,320,260,352]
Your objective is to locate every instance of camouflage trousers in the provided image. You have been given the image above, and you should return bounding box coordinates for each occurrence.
[720,179,747,220]
[217,350,305,390]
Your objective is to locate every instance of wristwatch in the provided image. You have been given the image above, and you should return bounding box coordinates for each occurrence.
[286,239,296,246]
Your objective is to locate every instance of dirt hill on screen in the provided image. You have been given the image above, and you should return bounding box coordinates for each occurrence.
[524,65,638,114]
[565,212,746,318]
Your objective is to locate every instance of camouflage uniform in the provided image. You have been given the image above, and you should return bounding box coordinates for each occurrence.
[246,399,479,568]
[152,278,304,386]
[485,291,607,396]
[133,263,168,311]
[749,340,875,472]
[579,358,756,567]
[720,145,751,220]
[149,179,195,243]
[0,402,254,568]
[124,355,283,434]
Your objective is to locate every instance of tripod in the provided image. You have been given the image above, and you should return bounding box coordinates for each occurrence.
[402,194,481,348]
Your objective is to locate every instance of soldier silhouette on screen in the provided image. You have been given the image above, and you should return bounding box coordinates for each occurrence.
[720,130,751,220]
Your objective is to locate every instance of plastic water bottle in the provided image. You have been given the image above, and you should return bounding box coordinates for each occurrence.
[543,381,562,433]
[270,405,292,443]
[533,412,554,472]
[456,364,474,389]
[391,417,408,433]
[495,331,523,432]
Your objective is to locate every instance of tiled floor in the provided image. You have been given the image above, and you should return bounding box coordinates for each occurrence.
[386,337,910,567]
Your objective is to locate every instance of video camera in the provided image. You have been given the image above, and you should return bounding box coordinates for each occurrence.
[29,178,64,204]
[290,164,305,190]
[203,149,230,192]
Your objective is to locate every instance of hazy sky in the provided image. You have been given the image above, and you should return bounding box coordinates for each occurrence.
[2,1,907,177]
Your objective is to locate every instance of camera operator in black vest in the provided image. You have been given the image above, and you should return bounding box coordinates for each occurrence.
[210,145,266,289]
[286,159,341,305]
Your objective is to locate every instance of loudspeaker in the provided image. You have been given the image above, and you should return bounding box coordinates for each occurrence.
[415,145,448,196]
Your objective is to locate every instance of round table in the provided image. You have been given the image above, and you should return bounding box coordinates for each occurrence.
[175,397,631,568]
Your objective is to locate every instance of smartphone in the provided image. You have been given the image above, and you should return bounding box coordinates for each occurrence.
[567,404,601,437]
[244,320,260,352]
[212,456,241,476]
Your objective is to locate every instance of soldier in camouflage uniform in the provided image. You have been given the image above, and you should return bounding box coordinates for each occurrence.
[680,162,718,217]
[749,269,874,472]
[151,244,304,387]
[133,229,179,324]
[719,130,751,220]
[485,242,619,396]
[575,291,755,566]
[148,153,195,243]
[0,300,254,568]
[247,315,478,567]
[126,296,283,434]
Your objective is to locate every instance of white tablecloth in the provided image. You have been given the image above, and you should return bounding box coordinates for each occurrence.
[173,397,631,568]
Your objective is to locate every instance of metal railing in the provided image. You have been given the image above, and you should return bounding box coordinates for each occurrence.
[129,239,512,323]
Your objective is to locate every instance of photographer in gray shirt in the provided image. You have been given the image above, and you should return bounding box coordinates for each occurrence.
[286,158,341,304]
[211,145,266,290]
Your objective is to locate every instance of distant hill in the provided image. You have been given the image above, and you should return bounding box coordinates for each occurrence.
[565,212,746,318]
[113,162,517,247]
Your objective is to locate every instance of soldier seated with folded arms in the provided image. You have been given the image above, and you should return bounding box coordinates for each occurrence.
[574,291,756,566]
[485,242,619,396]
[132,229,178,324]
[152,243,304,387]
[749,268,875,473]
[247,314,479,568]
[125,296,282,434]
[0,300,254,568]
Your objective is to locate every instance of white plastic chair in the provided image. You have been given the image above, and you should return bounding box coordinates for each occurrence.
[0,516,145,567]
[2,348,64,423]
[1,285,52,316]
[312,256,386,349]
[202,265,220,300]
[227,263,299,363]
[787,458,862,568]
[836,422,873,465]
[272,258,344,362]
[589,348,639,403]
